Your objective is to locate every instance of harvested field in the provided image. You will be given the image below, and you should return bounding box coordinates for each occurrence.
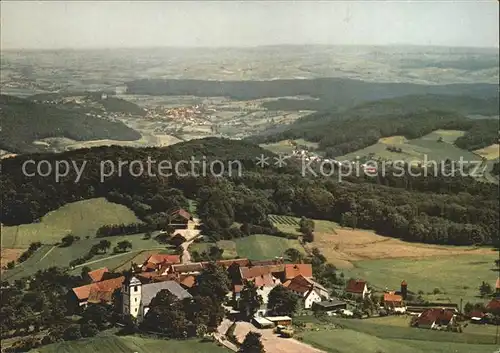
[0,248,26,271]
[308,225,496,269]
[474,143,499,160]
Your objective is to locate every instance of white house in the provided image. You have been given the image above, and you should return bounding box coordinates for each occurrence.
[122,276,192,321]
[346,279,370,299]
[283,275,330,309]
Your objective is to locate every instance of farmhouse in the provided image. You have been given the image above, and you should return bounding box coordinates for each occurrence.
[413,308,456,330]
[383,292,406,313]
[486,298,500,314]
[86,267,109,282]
[70,276,125,308]
[122,276,192,321]
[142,254,181,272]
[346,279,370,299]
[283,275,329,309]
[169,208,192,228]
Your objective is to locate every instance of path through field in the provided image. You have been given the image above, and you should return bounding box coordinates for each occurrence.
[178,218,201,264]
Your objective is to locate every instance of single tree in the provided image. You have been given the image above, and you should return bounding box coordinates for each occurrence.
[195,263,231,302]
[267,285,299,316]
[239,280,263,319]
[117,240,132,253]
[60,234,76,247]
[98,240,111,253]
[239,331,265,353]
[284,248,303,263]
[479,281,493,297]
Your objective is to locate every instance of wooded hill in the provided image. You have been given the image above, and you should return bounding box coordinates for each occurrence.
[125,78,498,107]
[0,95,141,153]
[250,95,499,157]
[1,137,498,247]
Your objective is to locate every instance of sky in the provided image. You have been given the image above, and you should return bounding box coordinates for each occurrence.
[1,1,498,50]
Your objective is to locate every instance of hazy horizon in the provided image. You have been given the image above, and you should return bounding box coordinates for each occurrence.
[1,1,498,50]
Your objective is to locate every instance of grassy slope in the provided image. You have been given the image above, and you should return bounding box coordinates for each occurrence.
[295,317,497,353]
[189,234,304,261]
[233,234,304,260]
[33,335,230,353]
[1,198,141,248]
[339,129,482,164]
[344,254,498,304]
[3,234,168,281]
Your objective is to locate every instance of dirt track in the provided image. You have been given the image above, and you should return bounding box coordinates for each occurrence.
[232,321,326,353]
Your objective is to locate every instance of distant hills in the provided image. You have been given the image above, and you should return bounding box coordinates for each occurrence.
[125,77,499,109]
[0,95,141,153]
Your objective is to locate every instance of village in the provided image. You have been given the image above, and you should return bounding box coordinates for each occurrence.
[59,208,500,353]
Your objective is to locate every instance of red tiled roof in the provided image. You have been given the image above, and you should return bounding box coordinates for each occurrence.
[284,264,313,280]
[486,298,500,311]
[469,311,485,319]
[170,208,191,220]
[216,258,250,268]
[384,292,403,303]
[416,308,454,326]
[87,267,109,282]
[146,254,181,265]
[240,265,285,280]
[283,275,312,294]
[496,277,500,290]
[234,285,244,293]
[72,276,125,301]
[180,275,196,288]
[346,279,366,294]
[252,273,277,287]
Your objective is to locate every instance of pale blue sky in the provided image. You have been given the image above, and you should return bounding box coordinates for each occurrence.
[1,1,498,49]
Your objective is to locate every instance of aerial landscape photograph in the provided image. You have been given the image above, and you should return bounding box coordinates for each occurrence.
[0,1,499,352]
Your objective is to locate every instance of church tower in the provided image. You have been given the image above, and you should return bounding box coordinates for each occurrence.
[122,276,142,318]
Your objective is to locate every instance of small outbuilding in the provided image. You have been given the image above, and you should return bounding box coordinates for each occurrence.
[264,316,292,326]
[252,316,275,329]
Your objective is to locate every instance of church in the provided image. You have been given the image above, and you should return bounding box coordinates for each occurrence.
[122,276,192,321]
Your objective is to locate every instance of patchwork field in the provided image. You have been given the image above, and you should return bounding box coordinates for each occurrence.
[295,317,497,353]
[34,334,230,353]
[1,198,141,248]
[271,216,497,303]
[2,235,168,281]
[474,143,500,160]
[338,130,482,165]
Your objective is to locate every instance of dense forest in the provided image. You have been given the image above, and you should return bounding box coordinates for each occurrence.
[28,91,146,116]
[250,101,499,157]
[262,94,500,115]
[125,78,498,107]
[1,138,498,247]
[0,95,142,153]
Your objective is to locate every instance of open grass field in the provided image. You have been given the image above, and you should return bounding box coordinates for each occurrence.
[1,198,141,248]
[345,254,498,304]
[474,143,500,160]
[339,130,481,166]
[295,316,498,352]
[233,234,305,260]
[2,234,168,281]
[189,234,305,261]
[260,139,319,154]
[34,334,230,353]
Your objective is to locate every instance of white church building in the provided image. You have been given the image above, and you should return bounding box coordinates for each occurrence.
[122,276,192,321]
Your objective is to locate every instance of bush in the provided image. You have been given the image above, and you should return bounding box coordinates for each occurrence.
[63,325,82,341]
